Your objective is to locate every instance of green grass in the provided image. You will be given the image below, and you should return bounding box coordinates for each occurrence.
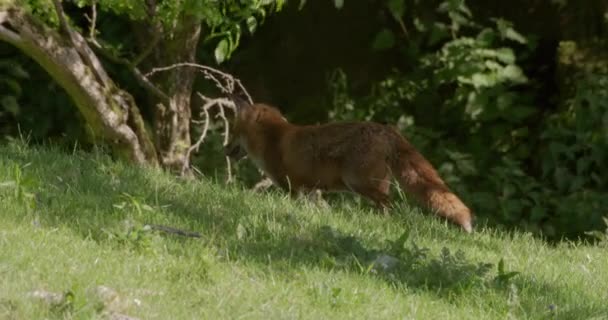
[0,142,607,319]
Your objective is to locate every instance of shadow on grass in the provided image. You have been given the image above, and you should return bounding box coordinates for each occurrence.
[2,145,606,319]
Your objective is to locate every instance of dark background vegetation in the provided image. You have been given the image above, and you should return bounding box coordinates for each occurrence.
[1,0,607,240]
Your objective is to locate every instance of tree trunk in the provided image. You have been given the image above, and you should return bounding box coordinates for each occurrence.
[0,8,158,166]
[136,16,202,173]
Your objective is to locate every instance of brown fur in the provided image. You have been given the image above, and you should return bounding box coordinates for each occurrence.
[225,97,474,233]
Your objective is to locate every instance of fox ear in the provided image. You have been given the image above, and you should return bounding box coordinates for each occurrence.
[227,93,252,112]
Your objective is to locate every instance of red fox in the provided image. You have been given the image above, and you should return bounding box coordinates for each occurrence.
[224,95,474,233]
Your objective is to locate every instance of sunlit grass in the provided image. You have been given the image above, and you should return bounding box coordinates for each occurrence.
[0,142,607,319]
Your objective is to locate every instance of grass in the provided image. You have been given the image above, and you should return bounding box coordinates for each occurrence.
[0,141,607,319]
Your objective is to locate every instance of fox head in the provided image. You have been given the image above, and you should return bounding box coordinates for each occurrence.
[224,94,287,161]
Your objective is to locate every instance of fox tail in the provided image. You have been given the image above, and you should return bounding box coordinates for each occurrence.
[390,142,474,233]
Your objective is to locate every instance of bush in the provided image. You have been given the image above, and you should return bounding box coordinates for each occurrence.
[326,0,608,239]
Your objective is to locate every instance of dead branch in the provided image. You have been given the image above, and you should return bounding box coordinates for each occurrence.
[181,94,236,179]
[145,63,253,104]
[84,0,97,40]
[253,177,274,192]
[148,62,252,182]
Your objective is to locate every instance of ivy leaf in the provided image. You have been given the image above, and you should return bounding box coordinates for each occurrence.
[246,16,258,34]
[371,29,395,51]
[214,39,229,64]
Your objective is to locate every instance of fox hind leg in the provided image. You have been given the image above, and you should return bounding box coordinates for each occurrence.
[343,167,392,215]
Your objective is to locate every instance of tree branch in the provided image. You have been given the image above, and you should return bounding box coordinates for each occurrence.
[82,0,165,101]
[51,0,111,88]
[182,94,236,178]
[146,63,254,104]
[131,28,161,67]
[0,8,157,166]
[84,0,97,40]
[87,39,171,104]
[147,62,252,181]
[0,13,22,44]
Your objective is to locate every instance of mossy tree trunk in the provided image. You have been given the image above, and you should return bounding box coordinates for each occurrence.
[135,16,202,173]
[0,7,158,166]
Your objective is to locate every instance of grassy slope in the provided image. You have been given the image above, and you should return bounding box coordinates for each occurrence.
[0,142,607,320]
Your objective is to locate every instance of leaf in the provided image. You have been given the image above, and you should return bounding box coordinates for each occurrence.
[498,258,505,274]
[9,65,28,79]
[387,0,405,19]
[470,73,496,88]
[503,28,527,44]
[0,78,23,97]
[246,16,257,34]
[298,0,307,10]
[477,28,496,46]
[214,39,229,64]
[495,48,516,64]
[371,29,395,51]
[494,18,527,44]
[1,96,19,116]
[496,271,520,283]
[500,65,527,83]
[333,0,344,9]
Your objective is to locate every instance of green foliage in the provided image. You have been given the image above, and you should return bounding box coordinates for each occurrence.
[187,0,285,64]
[20,0,59,26]
[0,43,86,143]
[0,57,27,120]
[327,0,608,239]
[21,0,283,66]
[586,217,608,246]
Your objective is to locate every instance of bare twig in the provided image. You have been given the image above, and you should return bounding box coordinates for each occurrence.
[148,62,254,182]
[253,177,274,192]
[215,98,234,183]
[146,63,253,104]
[84,0,97,40]
[396,18,410,39]
[181,93,236,179]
